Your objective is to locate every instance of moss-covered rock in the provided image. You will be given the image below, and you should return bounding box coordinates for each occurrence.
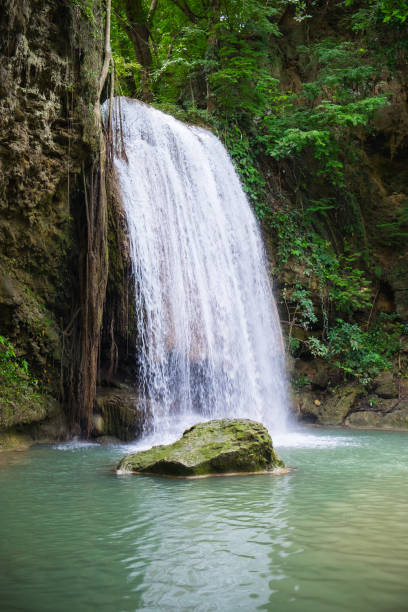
[0,0,108,440]
[0,430,33,451]
[345,411,384,429]
[117,419,285,477]
[296,383,363,426]
[94,389,152,441]
[0,398,70,451]
[373,371,398,399]
[26,399,70,442]
[345,399,408,430]
[0,383,47,430]
[382,406,408,429]
[293,358,332,390]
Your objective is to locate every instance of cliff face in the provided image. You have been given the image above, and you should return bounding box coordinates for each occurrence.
[268,4,408,305]
[263,6,408,428]
[0,0,104,447]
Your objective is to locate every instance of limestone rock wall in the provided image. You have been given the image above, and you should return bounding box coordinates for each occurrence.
[0,0,104,446]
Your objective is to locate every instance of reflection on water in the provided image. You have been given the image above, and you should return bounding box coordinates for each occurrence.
[0,428,407,611]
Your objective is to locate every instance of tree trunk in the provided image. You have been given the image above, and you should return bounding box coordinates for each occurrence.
[124,0,154,102]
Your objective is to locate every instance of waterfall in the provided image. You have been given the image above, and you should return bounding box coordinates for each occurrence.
[111,97,289,442]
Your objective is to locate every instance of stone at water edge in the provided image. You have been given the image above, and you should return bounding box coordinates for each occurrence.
[117,418,285,477]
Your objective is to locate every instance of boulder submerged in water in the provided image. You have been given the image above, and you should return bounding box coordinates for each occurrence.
[117,418,286,477]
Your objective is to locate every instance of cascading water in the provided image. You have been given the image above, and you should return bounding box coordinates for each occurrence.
[112,97,289,442]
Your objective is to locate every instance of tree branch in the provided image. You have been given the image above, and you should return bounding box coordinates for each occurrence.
[97,0,112,101]
[171,0,200,23]
[147,0,159,24]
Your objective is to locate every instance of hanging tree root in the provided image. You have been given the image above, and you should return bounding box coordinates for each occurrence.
[78,0,113,436]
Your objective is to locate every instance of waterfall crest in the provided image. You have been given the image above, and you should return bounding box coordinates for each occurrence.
[112,97,288,440]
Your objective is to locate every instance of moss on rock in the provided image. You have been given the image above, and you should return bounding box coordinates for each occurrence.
[373,371,398,399]
[94,389,152,441]
[0,430,33,451]
[296,383,364,426]
[117,418,285,477]
[346,399,408,430]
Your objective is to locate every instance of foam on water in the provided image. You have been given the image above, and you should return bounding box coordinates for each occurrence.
[53,440,100,451]
[273,429,363,449]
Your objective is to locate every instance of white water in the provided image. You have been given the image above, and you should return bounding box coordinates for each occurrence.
[111,97,289,442]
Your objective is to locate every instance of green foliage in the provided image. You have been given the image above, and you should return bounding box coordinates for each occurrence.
[218,123,267,216]
[111,0,281,113]
[377,201,408,245]
[259,39,389,184]
[347,0,408,70]
[346,0,408,24]
[305,314,404,384]
[283,285,317,328]
[0,336,39,393]
[273,207,372,323]
[272,193,404,385]
[324,320,391,384]
[72,0,99,26]
[110,1,391,191]
[291,373,312,391]
[270,203,402,386]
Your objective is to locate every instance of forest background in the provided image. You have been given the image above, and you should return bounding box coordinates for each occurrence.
[0,0,407,440]
[105,0,408,386]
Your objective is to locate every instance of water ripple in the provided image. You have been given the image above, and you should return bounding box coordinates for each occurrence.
[0,429,407,611]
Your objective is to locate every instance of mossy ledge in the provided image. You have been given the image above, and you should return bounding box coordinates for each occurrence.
[117,419,286,478]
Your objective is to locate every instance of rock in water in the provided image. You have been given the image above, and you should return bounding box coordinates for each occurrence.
[117,419,285,477]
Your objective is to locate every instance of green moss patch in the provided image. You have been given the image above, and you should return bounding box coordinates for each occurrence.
[117,419,285,477]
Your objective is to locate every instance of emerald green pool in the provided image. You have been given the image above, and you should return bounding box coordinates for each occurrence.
[0,428,407,611]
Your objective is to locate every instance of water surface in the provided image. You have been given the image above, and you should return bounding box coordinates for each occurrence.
[0,428,407,611]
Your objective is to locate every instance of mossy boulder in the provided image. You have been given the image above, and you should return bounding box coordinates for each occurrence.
[0,430,33,451]
[296,383,363,426]
[345,411,384,429]
[346,400,408,430]
[373,371,398,399]
[0,399,70,451]
[0,386,48,430]
[94,389,153,441]
[117,419,285,477]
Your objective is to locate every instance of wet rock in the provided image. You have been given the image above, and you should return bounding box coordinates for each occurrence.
[0,399,70,451]
[297,383,363,426]
[28,399,70,442]
[0,1,105,439]
[387,257,408,320]
[345,411,384,429]
[95,435,122,446]
[117,419,285,477]
[94,389,152,441]
[0,430,33,451]
[294,358,331,389]
[345,394,408,429]
[373,371,397,399]
[382,404,408,429]
[346,401,408,430]
[369,396,396,412]
[0,271,23,307]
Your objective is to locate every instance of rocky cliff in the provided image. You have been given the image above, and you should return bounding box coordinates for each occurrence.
[262,4,408,429]
[0,0,105,448]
